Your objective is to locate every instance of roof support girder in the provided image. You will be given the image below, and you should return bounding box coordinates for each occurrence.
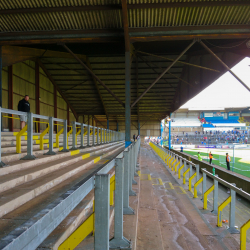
[131,40,196,108]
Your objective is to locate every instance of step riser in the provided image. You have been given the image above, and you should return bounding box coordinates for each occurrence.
[0,144,120,193]
[0,142,121,176]
[0,146,123,218]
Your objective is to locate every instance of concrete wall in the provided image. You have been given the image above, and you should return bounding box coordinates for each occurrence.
[2,60,76,131]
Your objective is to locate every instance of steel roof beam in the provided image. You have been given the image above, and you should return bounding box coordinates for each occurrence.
[137,54,194,88]
[199,40,250,92]
[131,40,196,108]
[86,57,108,116]
[0,1,249,15]
[62,43,125,108]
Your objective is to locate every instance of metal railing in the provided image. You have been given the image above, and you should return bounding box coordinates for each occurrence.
[0,107,125,167]
[150,142,250,250]
[0,134,140,250]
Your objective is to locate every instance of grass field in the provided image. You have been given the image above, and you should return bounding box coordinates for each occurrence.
[184,148,250,178]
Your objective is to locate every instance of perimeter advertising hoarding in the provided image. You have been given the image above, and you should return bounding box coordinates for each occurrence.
[196,145,216,148]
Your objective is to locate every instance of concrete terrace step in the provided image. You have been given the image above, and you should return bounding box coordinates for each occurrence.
[0,140,106,164]
[0,144,124,218]
[0,142,120,176]
[0,143,121,193]
[0,153,120,243]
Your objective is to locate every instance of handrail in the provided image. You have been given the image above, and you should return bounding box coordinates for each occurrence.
[150,141,250,246]
[201,169,250,201]
[0,107,125,164]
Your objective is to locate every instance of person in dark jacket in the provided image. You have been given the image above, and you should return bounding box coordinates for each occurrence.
[18,95,30,129]
[133,134,136,141]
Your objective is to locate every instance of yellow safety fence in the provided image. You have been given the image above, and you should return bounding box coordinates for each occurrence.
[150,142,204,199]
[151,142,250,250]
[58,174,115,250]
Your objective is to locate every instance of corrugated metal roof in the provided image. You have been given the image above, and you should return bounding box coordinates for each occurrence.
[0,0,249,32]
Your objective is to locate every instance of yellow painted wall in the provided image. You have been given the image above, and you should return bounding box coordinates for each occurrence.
[1,60,76,131]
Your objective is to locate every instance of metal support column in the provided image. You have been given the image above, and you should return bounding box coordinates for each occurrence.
[107,119,109,129]
[87,125,90,146]
[72,121,77,149]
[131,145,137,185]
[0,107,6,167]
[138,121,140,135]
[80,123,84,148]
[169,113,171,149]
[228,184,238,233]
[128,146,136,196]
[97,127,99,144]
[212,175,218,214]
[125,51,131,148]
[100,128,103,144]
[45,117,56,155]
[61,119,69,152]
[202,171,206,201]
[21,112,36,160]
[94,174,110,250]
[0,46,2,132]
[110,157,131,249]
[93,126,95,146]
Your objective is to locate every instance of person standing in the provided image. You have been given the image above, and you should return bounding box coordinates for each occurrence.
[209,152,213,164]
[133,134,136,141]
[18,95,30,129]
[197,152,202,161]
[226,153,231,171]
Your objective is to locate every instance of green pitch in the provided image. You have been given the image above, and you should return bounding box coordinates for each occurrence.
[184,149,250,178]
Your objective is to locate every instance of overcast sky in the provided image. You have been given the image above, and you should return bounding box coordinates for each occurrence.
[180,57,250,110]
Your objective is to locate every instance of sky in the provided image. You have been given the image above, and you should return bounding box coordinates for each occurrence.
[180,57,250,110]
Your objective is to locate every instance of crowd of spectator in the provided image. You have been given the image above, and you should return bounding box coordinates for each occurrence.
[171,130,249,144]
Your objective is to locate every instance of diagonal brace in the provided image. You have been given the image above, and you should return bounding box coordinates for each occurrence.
[131,40,196,108]
[61,43,125,108]
[199,40,250,92]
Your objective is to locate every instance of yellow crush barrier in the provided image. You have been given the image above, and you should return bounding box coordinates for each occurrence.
[189,172,196,192]
[203,185,214,210]
[183,168,190,184]
[67,128,73,149]
[241,219,250,250]
[175,161,180,173]
[217,196,231,227]
[58,213,94,250]
[56,128,64,148]
[194,177,203,198]
[178,164,184,179]
[171,159,176,171]
[16,125,27,153]
[40,126,49,150]
[75,129,81,144]
[110,175,115,206]
[58,173,116,250]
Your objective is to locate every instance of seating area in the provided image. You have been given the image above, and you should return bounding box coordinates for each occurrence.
[170,117,201,127]
[0,108,129,250]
